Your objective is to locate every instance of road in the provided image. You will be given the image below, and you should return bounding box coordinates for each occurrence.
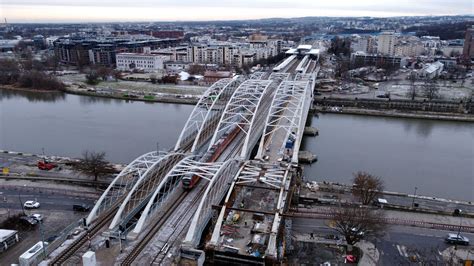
[292,217,474,264]
[0,188,96,212]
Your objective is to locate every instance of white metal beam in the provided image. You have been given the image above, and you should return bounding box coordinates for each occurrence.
[208,79,273,159]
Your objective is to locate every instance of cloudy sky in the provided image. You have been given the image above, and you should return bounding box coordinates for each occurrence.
[1,0,472,23]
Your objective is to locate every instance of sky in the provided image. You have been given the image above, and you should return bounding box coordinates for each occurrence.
[1,0,473,23]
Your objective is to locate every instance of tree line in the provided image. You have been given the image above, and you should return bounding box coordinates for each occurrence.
[0,58,65,91]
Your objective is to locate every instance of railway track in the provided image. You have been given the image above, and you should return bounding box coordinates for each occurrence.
[50,206,118,265]
[121,191,190,265]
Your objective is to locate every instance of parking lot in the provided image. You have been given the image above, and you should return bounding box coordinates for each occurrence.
[0,187,97,265]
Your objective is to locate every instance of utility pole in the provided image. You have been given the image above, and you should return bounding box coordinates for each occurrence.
[411,186,418,208]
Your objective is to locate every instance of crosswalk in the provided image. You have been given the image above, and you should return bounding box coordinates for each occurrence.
[395,244,442,262]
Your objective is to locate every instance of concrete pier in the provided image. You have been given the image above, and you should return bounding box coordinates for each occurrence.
[304,127,319,136]
[298,151,317,164]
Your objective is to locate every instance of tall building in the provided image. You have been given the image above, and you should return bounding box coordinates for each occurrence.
[462,26,474,59]
[378,31,396,56]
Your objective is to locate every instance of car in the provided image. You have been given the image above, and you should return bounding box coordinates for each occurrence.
[19,216,38,225]
[73,204,90,212]
[445,233,469,246]
[24,200,40,209]
[30,214,43,222]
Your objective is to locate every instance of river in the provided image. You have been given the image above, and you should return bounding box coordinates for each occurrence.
[1,89,473,201]
[0,89,193,163]
[302,113,474,202]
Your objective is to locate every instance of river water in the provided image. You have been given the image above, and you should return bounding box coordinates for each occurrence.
[0,89,193,163]
[1,89,473,201]
[302,113,474,202]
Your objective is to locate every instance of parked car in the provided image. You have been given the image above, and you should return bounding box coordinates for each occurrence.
[73,204,90,212]
[19,216,38,225]
[30,214,43,222]
[24,200,40,209]
[445,233,469,246]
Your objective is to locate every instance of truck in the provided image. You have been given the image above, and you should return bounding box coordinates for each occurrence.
[37,160,57,171]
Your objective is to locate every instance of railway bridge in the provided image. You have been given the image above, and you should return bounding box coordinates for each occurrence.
[47,45,320,265]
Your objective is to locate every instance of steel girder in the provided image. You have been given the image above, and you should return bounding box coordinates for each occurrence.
[256,80,312,163]
[108,153,186,230]
[86,151,168,225]
[184,159,242,247]
[132,157,225,234]
[208,161,290,250]
[208,79,274,159]
[175,78,242,152]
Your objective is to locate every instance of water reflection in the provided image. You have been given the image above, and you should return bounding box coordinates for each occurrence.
[78,95,125,105]
[0,88,65,102]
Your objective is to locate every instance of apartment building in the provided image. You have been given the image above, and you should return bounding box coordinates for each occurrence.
[377,31,396,56]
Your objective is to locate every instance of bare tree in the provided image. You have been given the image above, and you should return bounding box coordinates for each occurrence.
[188,64,206,75]
[352,172,384,205]
[332,206,386,246]
[72,151,116,182]
[407,72,417,100]
[96,67,111,81]
[112,70,122,81]
[423,79,439,100]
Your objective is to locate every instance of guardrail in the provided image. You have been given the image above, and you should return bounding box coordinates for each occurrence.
[288,210,474,233]
[0,174,110,188]
[0,184,101,199]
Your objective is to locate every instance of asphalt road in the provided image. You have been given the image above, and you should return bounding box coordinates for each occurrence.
[292,217,474,264]
[0,188,96,212]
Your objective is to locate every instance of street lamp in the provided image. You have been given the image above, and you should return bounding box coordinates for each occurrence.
[18,184,26,215]
[411,186,418,208]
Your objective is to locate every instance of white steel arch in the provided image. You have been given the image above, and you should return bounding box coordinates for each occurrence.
[132,157,225,234]
[86,151,168,225]
[190,77,244,152]
[174,78,235,152]
[256,79,312,163]
[269,72,290,82]
[108,153,185,230]
[208,79,273,159]
[184,159,242,246]
[249,71,267,80]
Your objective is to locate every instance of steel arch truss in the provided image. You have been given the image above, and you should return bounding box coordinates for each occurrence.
[184,159,242,246]
[86,151,168,225]
[249,71,267,80]
[235,161,287,189]
[209,79,273,159]
[108,153,186,230]
[132,157,225,234]
[257,80,312,163]
[269,72,290,83]
[175,78,242,152]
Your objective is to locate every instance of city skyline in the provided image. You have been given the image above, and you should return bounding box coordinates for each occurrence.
[2,0,472,23]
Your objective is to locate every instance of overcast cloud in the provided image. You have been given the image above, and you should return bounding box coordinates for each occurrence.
[1,0,472,22]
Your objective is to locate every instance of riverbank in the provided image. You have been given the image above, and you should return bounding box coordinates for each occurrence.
[64,86,199,105]
[313,106,474,122]
[0,84,64,93]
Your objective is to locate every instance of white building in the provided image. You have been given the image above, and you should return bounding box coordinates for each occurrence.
[116,53,167,72]
[420,61,444,79]
[378,31,396,56]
